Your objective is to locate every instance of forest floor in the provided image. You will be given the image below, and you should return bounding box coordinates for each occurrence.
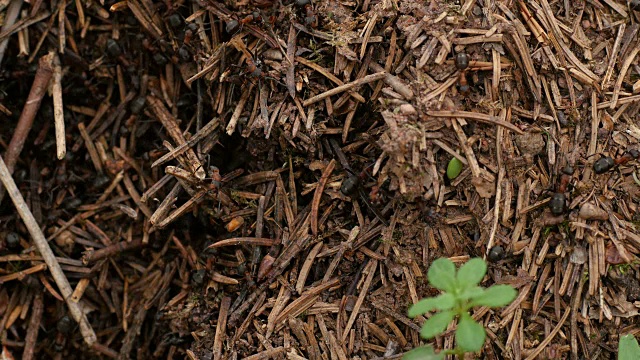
[1,0,640,359]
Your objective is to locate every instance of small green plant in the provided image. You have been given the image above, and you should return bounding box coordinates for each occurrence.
[405,258,517,359]
[619,334,640,360]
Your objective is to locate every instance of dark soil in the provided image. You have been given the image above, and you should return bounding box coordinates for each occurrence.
[1,0,640,359]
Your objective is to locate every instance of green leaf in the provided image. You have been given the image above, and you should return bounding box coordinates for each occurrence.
[619,334,640,360]
[470,285,517,307]
[402,345,445,360]
[408,293,455,317]
[428,258,457,292]
[458,286,485,301]
[420,311,455,340]
[457,258,487,288]
[447,157,464,180]
[456,313,486,352]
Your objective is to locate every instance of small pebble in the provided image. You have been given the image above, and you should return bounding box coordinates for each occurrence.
[515,131,546,156]
[578,202,608,220]
[399,103,417,116]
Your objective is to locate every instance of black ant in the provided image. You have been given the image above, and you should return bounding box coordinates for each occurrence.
[593,149,640,174]
[488,245,505,262]
[226,11,262,34]
[549,165,574,216]
[295,0,318,28]
[455,52,470,94]
[177,23,199,61]
[53,315,74,352]
[329,139,389,226]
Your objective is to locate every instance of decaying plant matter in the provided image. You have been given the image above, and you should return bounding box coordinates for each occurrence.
[1,0,640,359]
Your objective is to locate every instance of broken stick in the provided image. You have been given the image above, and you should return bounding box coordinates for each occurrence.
[0,154,97,346]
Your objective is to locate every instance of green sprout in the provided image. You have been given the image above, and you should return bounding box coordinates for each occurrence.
[405,258,517,359]
[446,157,464,180]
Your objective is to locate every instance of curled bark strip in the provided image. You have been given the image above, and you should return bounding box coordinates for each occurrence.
[311,159,336,236]
[206,237,278,249]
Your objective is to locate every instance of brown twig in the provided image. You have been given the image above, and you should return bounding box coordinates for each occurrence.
[213,297,231,360]
[82,239,144,264]
[427,110,524,134]
[52,54,66,159]
[22,293,43,360]
[302,72,386,106]
[206,237,278,249]
[0,52,54,204]
[311,159,336,236]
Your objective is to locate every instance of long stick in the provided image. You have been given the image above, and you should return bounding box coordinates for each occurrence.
[0,154,97,345]
[0,52,55,204]
[52,54,66,160]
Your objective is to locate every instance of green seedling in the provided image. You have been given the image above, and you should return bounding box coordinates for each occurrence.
[447,157,464,180]
[619,334,640,360]
[404,258,517,359]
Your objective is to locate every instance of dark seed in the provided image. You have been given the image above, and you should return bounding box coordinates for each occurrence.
[459,84,470,94]
[455,52,469,70]
[628,149,640,159]
[593,156,614,174]
[5,232,19,249]
[106,39,121,57]
[296,0,311,6]
[488,246,504,262]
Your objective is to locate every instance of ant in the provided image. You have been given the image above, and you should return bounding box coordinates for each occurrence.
[226,11,262,34]
[488,245,505,262]
[225,40,288,91]
[593,149,640,174]
[329,139,389,226]
[549,165,574,216]
[295,0,318,28]
[177,23,199,61]
[455,52,470,94]
[53,315,73,352]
